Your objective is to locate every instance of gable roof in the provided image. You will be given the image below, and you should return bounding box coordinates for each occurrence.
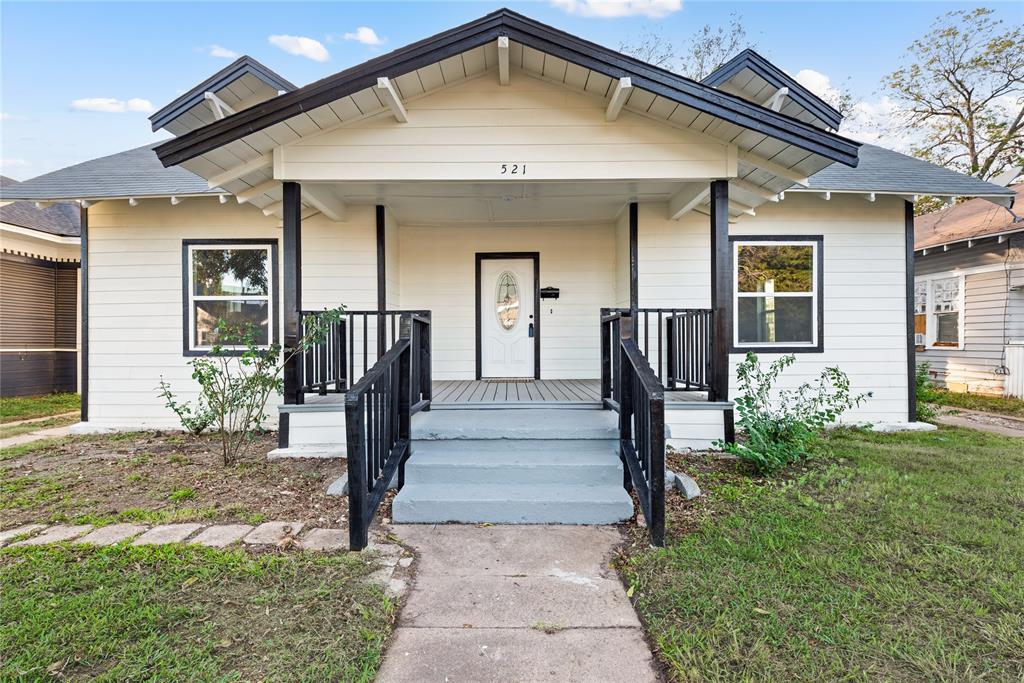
[702,49,843,131]
[153,8,860,170]
[915,184,1024,250]
[149,56,297,134]
[804,144,1016,202]
[0,144,221,202]
[0,176,80,237]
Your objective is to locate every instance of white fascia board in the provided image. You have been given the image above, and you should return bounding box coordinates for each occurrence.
[0,222,81,245]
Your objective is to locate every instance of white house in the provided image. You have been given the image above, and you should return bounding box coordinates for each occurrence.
[2,9,1015,547]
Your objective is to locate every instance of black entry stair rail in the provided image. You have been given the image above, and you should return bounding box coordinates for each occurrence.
[616,313,666,547]
[345,313,431,551]
[601,307,713,408]
[294,309,431,404]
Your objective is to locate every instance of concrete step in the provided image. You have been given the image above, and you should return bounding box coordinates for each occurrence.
[405,440,622,485]
[392,483,634,524]
[412,408,617,440]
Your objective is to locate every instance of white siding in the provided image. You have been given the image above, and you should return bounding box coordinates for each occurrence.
[636,193,911,424]
[396,222,615,380]
[86,197,376,429]
[277,71,735,183]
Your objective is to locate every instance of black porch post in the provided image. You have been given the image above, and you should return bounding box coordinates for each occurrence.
[282,182,303,410]
[629,201,638,314]
[376,204,387,358]
[79,204,88,422]
[904,200,917,422]
[709,180,735,442]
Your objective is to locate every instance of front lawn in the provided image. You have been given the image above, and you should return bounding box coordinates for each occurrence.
[0,431,344,528]
[0,393,80,422]
[1,544,394,681]
[922,386,1024,418]
[621,427,1024,681]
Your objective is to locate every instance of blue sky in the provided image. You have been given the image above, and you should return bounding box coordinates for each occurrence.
[1,1,1020,179]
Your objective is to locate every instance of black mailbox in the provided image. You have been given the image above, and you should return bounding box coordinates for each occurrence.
[540,287,560,300]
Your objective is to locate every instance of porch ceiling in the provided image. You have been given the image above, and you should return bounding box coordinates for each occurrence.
[158,10,860,223]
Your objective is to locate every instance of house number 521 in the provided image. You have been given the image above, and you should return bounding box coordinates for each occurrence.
[500,163,526,175]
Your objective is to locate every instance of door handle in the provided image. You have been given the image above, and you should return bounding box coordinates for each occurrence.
[528,322,535,338]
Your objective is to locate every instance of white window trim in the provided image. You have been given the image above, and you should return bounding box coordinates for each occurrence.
[186,243,273,353]
[732,239,820,349]
[913,271,966,351]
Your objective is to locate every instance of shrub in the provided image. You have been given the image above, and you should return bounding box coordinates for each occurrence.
[716,352,871,474]
[159,308,344,465]
[914,362,939,421]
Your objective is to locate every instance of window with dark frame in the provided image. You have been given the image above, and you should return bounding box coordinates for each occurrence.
[732,237,822,352]
[183,241,276,354]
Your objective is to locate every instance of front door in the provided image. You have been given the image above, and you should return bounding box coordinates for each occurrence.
[479,257,536,378]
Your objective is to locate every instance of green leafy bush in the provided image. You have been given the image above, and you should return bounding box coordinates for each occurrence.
[914,362,939,421]
[159,308,344,465]
[716,352,871,474]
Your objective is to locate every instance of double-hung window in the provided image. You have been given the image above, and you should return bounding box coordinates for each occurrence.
[914,273,963,349]
[732,237,823,352]
[183,240,277,355]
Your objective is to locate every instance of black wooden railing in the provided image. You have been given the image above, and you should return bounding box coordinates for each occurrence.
[295,309,430,403]
[615,312,666,547]
[601,307,713,407]
[345,313,431,550]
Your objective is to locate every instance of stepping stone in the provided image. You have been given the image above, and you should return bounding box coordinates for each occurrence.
[0,524,47,546]
[131,523,204,546]
[77,524,147,546]
[189,524,254,548]
[243,521,304,545]
[301,528,346,551]
[10,524,92,547]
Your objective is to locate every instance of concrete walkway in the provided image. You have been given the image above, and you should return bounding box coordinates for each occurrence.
[0,414,76,450]
[933,407,1024,437]
[377,525,659,683]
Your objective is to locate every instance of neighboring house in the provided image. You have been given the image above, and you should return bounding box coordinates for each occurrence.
[1,10,1016,544]
[0,176,81,396]
[914,184,1024,397]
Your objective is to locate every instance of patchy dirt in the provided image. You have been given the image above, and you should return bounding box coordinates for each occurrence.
[0,431,348,530]
[934,406,1024,437]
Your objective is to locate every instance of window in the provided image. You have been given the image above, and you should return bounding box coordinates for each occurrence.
[732,237,822,352]
[915,274,963,350]
[495,271,520,331]
[182,241,277,355]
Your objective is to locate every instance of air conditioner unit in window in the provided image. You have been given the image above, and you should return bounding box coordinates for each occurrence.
[914,333,926,346]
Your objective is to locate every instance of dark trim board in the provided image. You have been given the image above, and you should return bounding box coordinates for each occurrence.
[376,204,387,357]
[629,202,638,313]
[727,234,825,354]
[80,206,88,422]
[154,9,860,168]
[475,252,541,380]
[904,200,917,422]
[180,238,280,357]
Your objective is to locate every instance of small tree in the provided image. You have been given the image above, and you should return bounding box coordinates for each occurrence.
[160,307,345,465]
[716,352,871,474]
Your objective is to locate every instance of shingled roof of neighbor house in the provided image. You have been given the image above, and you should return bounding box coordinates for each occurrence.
[0,144,222,201]
[915,184,1024,250]
[0,176,80,237]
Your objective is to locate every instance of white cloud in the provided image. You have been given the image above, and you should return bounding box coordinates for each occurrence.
[269,34,329,62]
[794,69,842,105]
[0,157,30,169]
[342,26,385,46]
[209,44,240,59]
[1,112,27,121]
[70,97,155,114]
[550,0,681,18]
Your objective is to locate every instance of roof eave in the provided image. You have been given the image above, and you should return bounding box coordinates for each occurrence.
[154,8,860,169]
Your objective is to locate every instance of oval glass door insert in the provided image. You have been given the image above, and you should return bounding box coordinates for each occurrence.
[495,271,520,331]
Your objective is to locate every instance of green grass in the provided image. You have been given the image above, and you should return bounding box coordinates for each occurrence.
[0,393,80,422]
[1,544,395,681]
[923,387,1024,418]
[622,427,1024,681]
[0,414,78,440]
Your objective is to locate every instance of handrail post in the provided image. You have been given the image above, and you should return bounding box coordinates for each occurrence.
[600,308,611,400]
[666,316,677,390]
[619,313,634,491]
[649,392,665,546]
[397,315,412,489]
[346,395,368,550]
[421,312,432,408]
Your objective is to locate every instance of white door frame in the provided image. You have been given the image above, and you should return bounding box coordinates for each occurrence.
[475,252,540,379]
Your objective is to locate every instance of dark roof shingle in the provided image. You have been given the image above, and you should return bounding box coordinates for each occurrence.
[0,176,81,237]
[915,184,1024,249]
[0,144,220,201]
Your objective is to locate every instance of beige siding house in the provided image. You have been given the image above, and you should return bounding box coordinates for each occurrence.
[3,9,1016,547]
